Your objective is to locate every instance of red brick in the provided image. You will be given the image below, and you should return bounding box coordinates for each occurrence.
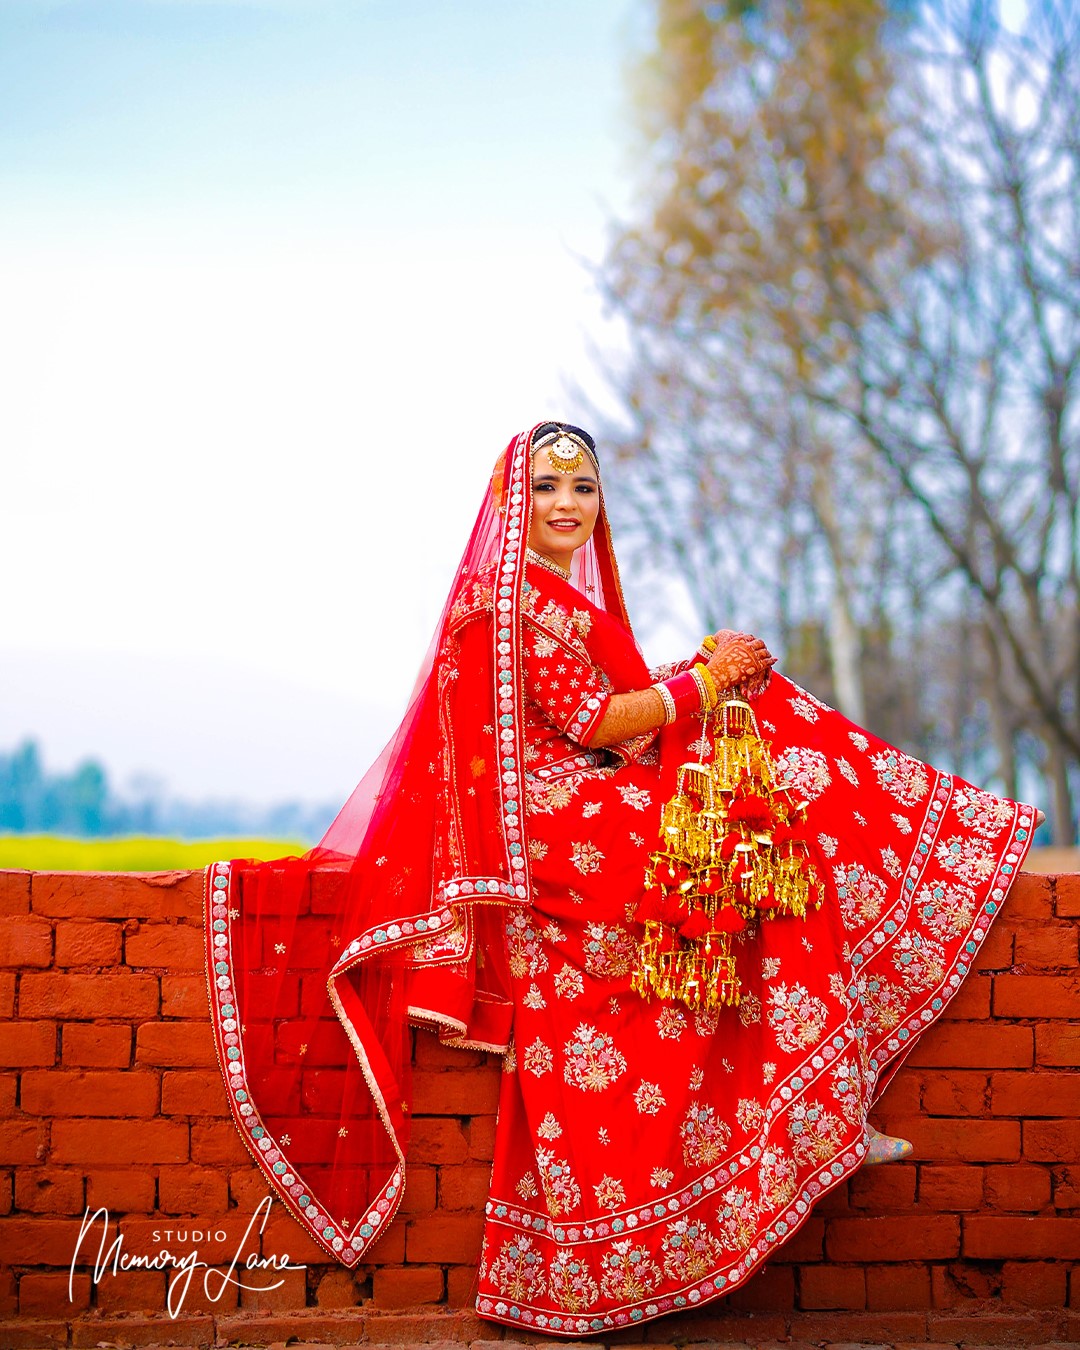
[446,1264,477,1308]
[161,973,209,1018]
[0,1217,86,1265]
[157,1165,229,1215]
[398,1165,437,1215]
[865,1262,932,1310]
[722,1263,795,1313]
[21,1069,159,1117]
[896,1115,1021,1163]
[931,1259,1002,1306]
[784,1310,929,1343]
[926,1308,1068,1343]
[907,1022,1033,1068]
[211,1312,376,1347]
[918,1164,984,1211]
[86,1167,156,1212]
[126,921,204,970]
[31,870,201,920]
[18,1270,91,1315]
[1005,873,1054,918]
[51,1117,188,1165]
[984,1162,1053,1211]
[0,1119,45,1164]
[363,1216,406,1264]
[61,1022,131,1067]
[161,1069,228,1117]
[941,974,992,1020]
[875,1070,922,1113]
[438,1163,492,1211]
[1054,874,1080,916]
[766,1216,824,1263]
[466,1114,497,1162]
[964,1214,1080,1258]
[410,1067,501,1115]
[315,1268,364,1308]
[826,1214,960,1261]
[0,870,31,916]
[20,971,159,1020]
[237,1265,307,1311]
[14,1168,84,1214]
[0,1074,15,1113]
[119,1214,259,1267]
[164,1266,239,1315]
[847,1163,916,1210]
[0,972,13,1017]
[409,1117,468,1165]
[922,1070,989,1116]
[54,920,123,967]
[0,1264,14,1313]
[1013,922,1079,969]
[190,1120,250,1165]
[228,1167,269,1209]
[372,1264,446,1308]
[404,1212,485,1263]
[972,919,1014,971]
[1054,1165,1080,1208]
[0,917,52,967]
[798,1264,866,1310]
[69,1315,213,1347]
[94,1268,166,1312]
[0,1020,55,1067]
[992,1068,1079,1116]
[994,973,1080,1019]
[1001,1258,1068,1306]
[1036,1022,1080,1066]
[1024,1119,1080,1162]
[136,1019,216,1067]
[413,1030,487,1070]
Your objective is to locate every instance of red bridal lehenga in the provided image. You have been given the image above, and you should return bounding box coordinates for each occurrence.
[206,425,1035,1338]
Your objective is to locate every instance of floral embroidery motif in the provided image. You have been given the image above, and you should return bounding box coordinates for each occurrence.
[548,1249,599,1312]
[553,963,584,1001]
[762,957,782,980]
[717,1186,760,1251]
[563,1024,627,1093]
[537,1112,563,1141]
[593,1174,627,1210]
[679,1102,732,1166]
[633,1081,666,1115]
[849,731,869,751]
[599,1240,661,1301]
[660,1217,723,1283]
[775,745,831,799]
[818,833,838,857]
[831,1057,866,1123]
[688,1066,704,1091]
[871,747,930,806]
[891,812,913,834]
[833,861,889,928]
[767,982,829,1053]
[582,922,636,980]
[523,983,546,1011]
[650,1167,674,1188]
[892,930,947,990]
[490,1235,547,1303]
[917,879,977,937]
[952,785,1012,837]
[506,911,550,979]
[836,756,859,786]
[528,838,550,861]
[536,1149,582,1215]
[693,1005,720,1036]
[736,1097,766,1132]
[517,1172,539,1200]
[523,1038,553,1077]
[617,784,652,811]
[656,1006,687,1040]
[582,801,602,818]
[533,633,559,658]
[881,846,902,878]
[789,696,820,723]
[529,778,579,813]
[570,840,605,875]
[738,992,762,1027]
[789,1099,846,1165]
[935,834,997,883]
[759,1145,799,1208]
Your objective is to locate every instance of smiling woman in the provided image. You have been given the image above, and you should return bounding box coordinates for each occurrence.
[207,422,1035,1339]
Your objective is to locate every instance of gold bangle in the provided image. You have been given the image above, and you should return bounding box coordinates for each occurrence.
[694,661,719,709]
[652,682,677,725]
[688,666,710,713]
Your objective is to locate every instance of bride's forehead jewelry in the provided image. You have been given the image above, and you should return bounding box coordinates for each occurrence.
[532,426,595,476]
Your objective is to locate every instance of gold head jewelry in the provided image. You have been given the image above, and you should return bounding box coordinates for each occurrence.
[532,427,594,476]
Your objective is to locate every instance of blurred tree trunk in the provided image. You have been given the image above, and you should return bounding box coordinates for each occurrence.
[598,0,1079,840]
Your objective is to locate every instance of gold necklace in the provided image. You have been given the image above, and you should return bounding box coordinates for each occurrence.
[525,547,571,581]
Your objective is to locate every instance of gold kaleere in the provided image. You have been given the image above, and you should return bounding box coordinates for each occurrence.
[632,699,824,1011]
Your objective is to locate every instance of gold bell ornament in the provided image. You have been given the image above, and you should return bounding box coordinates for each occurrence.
[631,698,824,1011]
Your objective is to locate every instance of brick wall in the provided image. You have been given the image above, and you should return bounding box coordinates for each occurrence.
[0,868,1077,1349]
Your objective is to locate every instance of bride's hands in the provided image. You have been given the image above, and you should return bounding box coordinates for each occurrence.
[704,629,776,697]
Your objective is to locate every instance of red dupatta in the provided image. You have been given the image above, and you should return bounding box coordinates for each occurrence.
[205,425,635,1264]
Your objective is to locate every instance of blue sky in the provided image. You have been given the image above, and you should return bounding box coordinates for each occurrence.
[0,0,661,807]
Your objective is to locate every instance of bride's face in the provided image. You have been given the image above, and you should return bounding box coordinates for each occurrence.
[528,446,600,566]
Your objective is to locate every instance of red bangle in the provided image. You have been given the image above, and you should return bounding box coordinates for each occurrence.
[661,669,704,719]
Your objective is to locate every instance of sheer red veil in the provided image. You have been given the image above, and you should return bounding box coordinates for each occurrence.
[205,424,632,1263]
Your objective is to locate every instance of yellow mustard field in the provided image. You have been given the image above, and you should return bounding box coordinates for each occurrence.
[0,836,307,872]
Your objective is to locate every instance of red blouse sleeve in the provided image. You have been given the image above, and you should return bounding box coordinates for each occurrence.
[520,612,612,747]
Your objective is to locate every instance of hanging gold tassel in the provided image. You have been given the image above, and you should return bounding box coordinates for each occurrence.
[632,699,824,1011]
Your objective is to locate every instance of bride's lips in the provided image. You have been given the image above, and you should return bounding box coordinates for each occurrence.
[548,520,580,531]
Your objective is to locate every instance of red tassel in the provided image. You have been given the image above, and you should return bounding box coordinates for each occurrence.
[712,907,747,933]
[678,909,711,942]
